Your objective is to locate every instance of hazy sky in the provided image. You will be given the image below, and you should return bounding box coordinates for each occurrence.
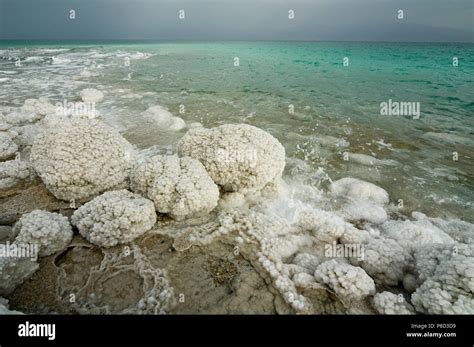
[1,0,473,42]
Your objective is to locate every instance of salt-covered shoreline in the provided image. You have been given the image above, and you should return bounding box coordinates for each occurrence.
[0,90,472,315]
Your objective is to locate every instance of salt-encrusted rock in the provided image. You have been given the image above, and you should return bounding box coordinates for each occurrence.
[410,244,474,314]
[71,190,157,248]
[1,98,55,129]
[0,133,18,161]
[412,212,474,245]
[0,160,35,192]
[30,118,133,201]
[2,111,40,126]
[80,88,104,103]
[373,292,415,315]
[298,208,370,245]
[178,124,285,193]
[350,237,412,286]
[292,253,322,274]
[381,216,455,248]
[341,200,388,224]
[20,97,56,116]
[13,210,73,257]
[331,177,390,224]
[8,124,40,147]
[331,177,389,205]
[314,259,376,300]
[142,105,186,131]
[298,209,346,243]
[130,155,219,219]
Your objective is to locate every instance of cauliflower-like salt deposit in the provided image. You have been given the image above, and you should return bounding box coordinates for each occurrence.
[380,216,455,248]
[130,155,219,219]
[331,177,390,224]
[331,177,389,205]
[80,88,104,103]
[373,291,415,314]
[0,160,35,192]
[410,244,474,314]
[13,210,73,257]
[177,124,285,193]
[0,98,55,130]
[341,200,388,224]
[30,118,133,201]
[297,209,346,243]
[8,124,40,147]
[350,237,412,286]
[20,97,56,116]
[0,133,18,161]
[71,190,157,248]
[412,212,474,245]
[297,208,369,245]
[292,253,322,274]
[142,105,186,131]
[314,259,375,300]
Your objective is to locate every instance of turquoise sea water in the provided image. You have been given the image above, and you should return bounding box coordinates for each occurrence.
[0,41,473,221]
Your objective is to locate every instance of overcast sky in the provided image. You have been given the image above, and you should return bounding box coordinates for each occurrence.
[1,0,473,42]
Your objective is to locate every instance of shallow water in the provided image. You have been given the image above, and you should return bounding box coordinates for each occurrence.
[0,41,473,221]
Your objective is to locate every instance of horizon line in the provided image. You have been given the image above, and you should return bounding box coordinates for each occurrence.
[1,38,473,45]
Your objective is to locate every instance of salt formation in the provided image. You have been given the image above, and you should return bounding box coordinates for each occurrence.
[142,105,186,131]
[411,212,474,245]
[0,160,35,193]
[298,209,347,243]
[314,259,376,300]
[130,155,219,219]
[297,208,369,245]
[14,210,73,257]
[331,177,389,224]
[410,244,474,314]
[71,190,157,248]
[373,292,415,314]
[350,237,412,286]
[331,177,389,204]
[79,88,104,103]
[0,98,55,128]
[177,124,285,193]
[56,244,176,314]
[0,133,18,160]
[8,124,39,147]
[166,208,353,314]
[30,118,133,201]
[1,100,472,315]
[380,215,455,249]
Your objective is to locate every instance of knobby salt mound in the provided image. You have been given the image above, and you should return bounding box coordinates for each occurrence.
[130,155,219,219]
[331,177,390,224]
[0,133,18,161]
[30,118,133,201]
[14,210,73,257]
[71,190,157,248]
[142,105,186,131]
[177,124,285,193]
